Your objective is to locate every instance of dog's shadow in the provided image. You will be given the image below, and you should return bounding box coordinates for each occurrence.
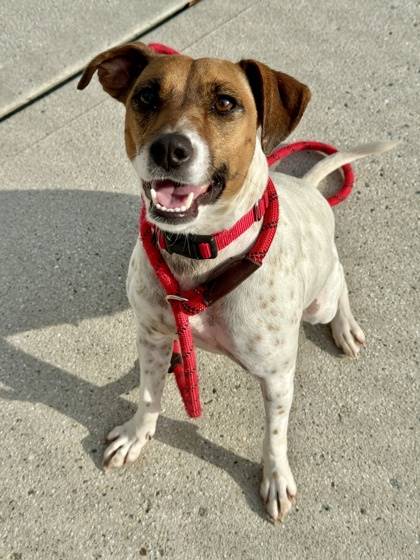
[0,188,263,518]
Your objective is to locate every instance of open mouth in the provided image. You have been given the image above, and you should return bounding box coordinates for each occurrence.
[151,180,208,213]
[145,172,226,224]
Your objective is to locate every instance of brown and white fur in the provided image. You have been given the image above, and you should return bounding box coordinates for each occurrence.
[78,42,395,522]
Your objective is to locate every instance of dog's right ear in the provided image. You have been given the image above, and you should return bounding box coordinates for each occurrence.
[77,42,157,102]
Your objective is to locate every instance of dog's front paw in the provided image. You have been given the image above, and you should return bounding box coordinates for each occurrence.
[260,462,297,523]
[103,418,154,471]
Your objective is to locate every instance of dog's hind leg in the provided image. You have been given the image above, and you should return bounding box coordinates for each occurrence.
[302,260,343,325]
[330,275,366,358]
[303,261,366,358]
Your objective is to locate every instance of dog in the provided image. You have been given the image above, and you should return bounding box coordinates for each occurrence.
[78,42,394,522]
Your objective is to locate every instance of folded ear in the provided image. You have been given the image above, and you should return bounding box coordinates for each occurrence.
[239,59,311,154]
[77,42,157,102]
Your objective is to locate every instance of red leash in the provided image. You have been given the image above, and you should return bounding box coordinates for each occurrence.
[139,43,355,418]
[267,141,354,206]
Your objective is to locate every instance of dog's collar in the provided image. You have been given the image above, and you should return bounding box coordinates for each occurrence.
[151,186,270,260]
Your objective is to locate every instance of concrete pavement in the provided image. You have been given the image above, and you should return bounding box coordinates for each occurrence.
[0,1,418,558]
[0,0,189,119]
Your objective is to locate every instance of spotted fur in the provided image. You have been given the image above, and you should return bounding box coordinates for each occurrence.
[78,44,393,523]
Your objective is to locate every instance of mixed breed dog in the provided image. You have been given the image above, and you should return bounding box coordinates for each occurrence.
[78,41,394,522]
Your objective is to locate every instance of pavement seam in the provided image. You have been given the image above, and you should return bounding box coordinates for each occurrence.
[0,2,191,123]
[181,3,254,53]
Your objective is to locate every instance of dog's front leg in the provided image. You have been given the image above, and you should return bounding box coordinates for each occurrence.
[258,348,298,523]
[103,329,172,470]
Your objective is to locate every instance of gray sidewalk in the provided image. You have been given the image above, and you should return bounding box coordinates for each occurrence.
[0,0,189,118]
[0,1,417,559]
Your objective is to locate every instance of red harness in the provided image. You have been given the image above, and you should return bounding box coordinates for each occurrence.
[139,43,355,418]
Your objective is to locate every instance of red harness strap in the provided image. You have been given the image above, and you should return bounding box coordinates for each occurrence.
[139,43,355,418]
[155,187,270,259]
[140,179,279,417]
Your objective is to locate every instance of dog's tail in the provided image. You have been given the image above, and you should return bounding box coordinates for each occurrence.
[303,141,399,188]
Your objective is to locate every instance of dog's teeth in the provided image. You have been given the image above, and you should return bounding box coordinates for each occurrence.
[154,201,189,213]
[153,189,195,214]
[185,192,194,210]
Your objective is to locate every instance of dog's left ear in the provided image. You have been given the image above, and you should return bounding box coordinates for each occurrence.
[239,59,311,154]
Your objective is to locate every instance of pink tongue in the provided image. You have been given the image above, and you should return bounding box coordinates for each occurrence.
[154,184,178,208]
[153,180,208,209]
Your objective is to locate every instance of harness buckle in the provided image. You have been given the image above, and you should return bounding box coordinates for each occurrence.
[253,202,262,221]
[253,190,269,221]
[166,295,189,302]
[163,232,218,259]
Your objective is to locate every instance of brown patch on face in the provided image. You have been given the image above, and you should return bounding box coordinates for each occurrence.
[181,59,257,200]
[124,56,258,201]
[123,55,193,159]
[79,43,310,214]
[124,115,137,160]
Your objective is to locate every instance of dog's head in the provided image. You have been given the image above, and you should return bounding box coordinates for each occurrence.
[78,42,310,232]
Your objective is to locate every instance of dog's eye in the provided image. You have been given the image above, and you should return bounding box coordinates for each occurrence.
[134,87,159,109]
[214,95,236,114]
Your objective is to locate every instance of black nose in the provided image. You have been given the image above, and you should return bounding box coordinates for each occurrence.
[150,133,193,171]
